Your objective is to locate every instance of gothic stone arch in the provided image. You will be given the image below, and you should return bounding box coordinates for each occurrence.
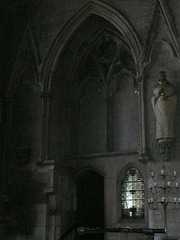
[39,0,147,163]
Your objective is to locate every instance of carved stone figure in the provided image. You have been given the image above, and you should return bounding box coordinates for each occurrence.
[151,71,177,160]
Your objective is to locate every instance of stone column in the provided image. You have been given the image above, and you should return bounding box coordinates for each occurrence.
[0,97,12,193]
[36,162,56,240]
[106,96,113,152]
[46,192,61,240]
[0,97,11,222]
[137,78,148,163]
[38,91,51,164]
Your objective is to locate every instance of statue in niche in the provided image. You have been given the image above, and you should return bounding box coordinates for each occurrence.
[151,71,177,160]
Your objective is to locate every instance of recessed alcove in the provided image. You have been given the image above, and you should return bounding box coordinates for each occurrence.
[50,14,139,158]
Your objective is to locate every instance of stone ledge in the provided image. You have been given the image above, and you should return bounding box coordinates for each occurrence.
[67,150,139,160]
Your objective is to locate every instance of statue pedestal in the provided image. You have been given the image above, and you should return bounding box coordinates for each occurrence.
[158,138,175,161]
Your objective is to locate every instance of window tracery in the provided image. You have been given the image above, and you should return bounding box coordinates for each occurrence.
[121,168,144,219]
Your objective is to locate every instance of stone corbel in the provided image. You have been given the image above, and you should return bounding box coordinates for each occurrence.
[158,138,175,161]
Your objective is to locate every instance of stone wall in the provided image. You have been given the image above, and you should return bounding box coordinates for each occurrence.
[1,1,180,240]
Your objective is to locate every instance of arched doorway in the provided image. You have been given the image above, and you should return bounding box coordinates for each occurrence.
[76,171,104,240]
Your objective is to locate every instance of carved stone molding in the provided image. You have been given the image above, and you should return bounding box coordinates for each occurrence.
[137,80,149,163]
[40,0,145,161]
[143,0,180,67]
[6,25,42,100]
[139,151,149,164]
[158,138,175,161]
[40,0,142,91]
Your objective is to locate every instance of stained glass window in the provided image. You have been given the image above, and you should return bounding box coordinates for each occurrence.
[121,168,144,219]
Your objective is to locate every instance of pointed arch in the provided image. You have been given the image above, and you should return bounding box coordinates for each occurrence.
[158,0,180,57]
[146,40,179,73]
[116,162,144,180]
[116,163,148,223]
[74,169,105,227]
[40,0,143,92]
[6,25,42,99]
[143,0,180,66]
[73,166,105,182]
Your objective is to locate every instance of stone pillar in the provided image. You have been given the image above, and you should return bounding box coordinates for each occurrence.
[0,97,11,223]
[46,192,61,240]
[0,97,12,193]
[137,78,149,163]
[106,96,113,152]
[36,161,59,240]
[38,91,51,163]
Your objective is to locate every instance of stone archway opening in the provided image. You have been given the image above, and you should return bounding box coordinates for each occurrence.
[76,170,104,240]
